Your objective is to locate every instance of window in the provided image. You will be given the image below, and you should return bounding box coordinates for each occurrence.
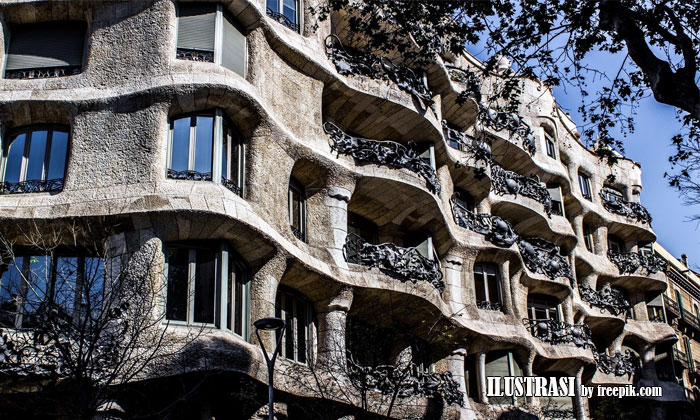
[684,337,695,372]
[1,126,69,194]
[578,172,592,200]
[583,224,595,253]
[0,252,103,329]
[543,126,556,159]
[165,242,249,336]
[275,288,314,364]
[638,241,654,257]
[346,316,394,367]
[527,294,560,322]
[608,235,626,254]
[266,0,300,32]
[405,233,436,261]
[646,292,665,322]
[4,22,86,79]
[176,3,247,77]
[546,183,564,216]
[453,189,476,213]
[486,351,524,405]
[474,263,502,311]
[347,213,378,245]
[601,186,624,203]
[167,110,245,196]
[417,143,437,170]
[289,177,306,241]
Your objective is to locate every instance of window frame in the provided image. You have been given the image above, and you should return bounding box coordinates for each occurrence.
[583,223,595,253]
[473,262,502,310]
[1,125,70,193]
[578,172,592,200]
[527,294,561,322]
[485,350,524,406]
[266,0,302,32]
[275,287,315,365]
[607,235,626,254]
[546,183,564,216]
[288,176,307,242]
[543,126,556,159]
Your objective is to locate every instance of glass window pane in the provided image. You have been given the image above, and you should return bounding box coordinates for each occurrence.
[193,248,216,324]
[47,130,69,180]
[285,294,294,359]
[166,248,189,321]
[291,191,302,228]
[234,265,243,335]
[170,118,191,173]
[267,0,278,13]
[297,301,306,363]
[54,256,79,315]
[222,128,229,180]
[194,116,214,177]
[487,272,500,303]
[82,257,104,319]
[474,271,486,302]
[0,256,24,327]
[23,255,51,328]
[283,0,297,23]
[4,134,26,184]
[26,131,48,181]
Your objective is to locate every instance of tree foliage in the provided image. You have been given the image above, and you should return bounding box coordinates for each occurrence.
[310,0,700,206]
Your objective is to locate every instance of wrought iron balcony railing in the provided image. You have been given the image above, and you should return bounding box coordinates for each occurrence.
[579,285,630,316]
[477,105,536,155]
[491,163,552,215]
[176,48,214,63]
[324,35,434,106]
[663,295,681,318]
[290,225,304,242]
[324,122,441,194]
[476,300,503,312]
[523,318,595,349]
[347,358,464,406]
[608,251,667,275]
[167,169,213,181]
[445,65,482,103]
[343,233,444,293]
[450,199,573,281]
[221,178,242,196]
[683,311,700,332]
[599,191,652,225]
[1,179,64,194]
[674,348,689,368]
[594,351,640,378]
[266,7,300,32]
[5,66,81,80]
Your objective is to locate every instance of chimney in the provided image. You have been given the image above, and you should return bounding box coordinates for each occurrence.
[681,254,688,267]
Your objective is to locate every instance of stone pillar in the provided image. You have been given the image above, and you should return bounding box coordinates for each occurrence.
[631,291,648,321]
[477,352,488,404]
[249,252,287,349]
[316,286,354,369]
[524,352,536,406]
[574,366,588,420]
[324,186,352,268]
[639,344,658,381]
[442,348,478,420]
[500,260,514,315]
[443,254,465,315]
[595,226,608,256]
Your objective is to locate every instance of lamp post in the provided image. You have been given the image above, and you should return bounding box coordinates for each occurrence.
[254,317,286,420]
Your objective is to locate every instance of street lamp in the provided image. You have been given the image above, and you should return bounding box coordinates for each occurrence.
[254,317,286,420]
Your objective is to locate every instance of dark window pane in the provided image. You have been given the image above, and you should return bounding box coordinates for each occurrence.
[486,272,500,303]
[285,294,294,359]
[82,257,104,319]
[291,191,302,228]
[170,118,191,173]
[166,248,189,321]
[0,256,24,327]
[474,270,486,302]
[4,134,26,184]
[193,248,216,324]
[47,130,69,180]
[222,128,230,180]
[234,265,243,335]
[534,307,547,320]
[194,116,214,176]
[283,0,297,23]
[297,301,307,364]
[267,0,278,13]
[23,255,50,328]
[54,256,79,315]
[26,131,47,181]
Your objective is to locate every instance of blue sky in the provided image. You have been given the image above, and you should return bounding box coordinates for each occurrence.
[465,46,700,269]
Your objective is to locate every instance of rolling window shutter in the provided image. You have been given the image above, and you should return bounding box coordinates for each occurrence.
[6,22,85,71]
[177,4,216,51]
[221,15,246,77]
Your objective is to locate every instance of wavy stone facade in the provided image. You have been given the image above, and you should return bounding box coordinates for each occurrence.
[0,1,682,419]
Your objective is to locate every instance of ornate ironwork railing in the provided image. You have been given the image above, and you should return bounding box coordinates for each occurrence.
[683,311,700,332]
[451,199,573,281]
[477,105,536,155]
[450,199,518,247]
[324,122,441,194]
[290,225,304,242]
[324,35,434,106]
[442,121,492,170]
[343,233,444,293]
[266,7,300,32]
[579,285,630,316]
[176,48,214,63]
[599,191,652,225]
[648,314,666,323]
[517,238,573,282]
[167,169,213,181]
[221,178,242,196]
[663,295,680,318]
[594,351,639,378]
[5,66,81,80]
[608,251,667,275]
[347,358,464,406]
[445,65,482,103]
[1,179,64,194]
[523,318,595,349]
[476,300,503,312]
[491,163,552,215]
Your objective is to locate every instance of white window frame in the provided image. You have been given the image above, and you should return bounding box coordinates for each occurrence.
[276,288,315,365]
[578,172,592,200]
[266,0,302,32]
[0,125,69,189]
[473,262,502,306]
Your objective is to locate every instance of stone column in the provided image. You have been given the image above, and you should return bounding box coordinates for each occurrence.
[631,291,648,321]
[500,260,514,315]
[442,348,478,420]
[249,252,287,350]
[443,254,465,315]
[316,286,354,369]
[477,352,488,404]
[639,343,658,381]
[595,226,608,256]
[573,366,588,420]
[324,186,352,268]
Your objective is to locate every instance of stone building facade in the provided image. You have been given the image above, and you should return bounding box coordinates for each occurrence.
[0,0,685,419]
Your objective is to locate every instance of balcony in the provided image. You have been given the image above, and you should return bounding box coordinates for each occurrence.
[477,105,536,155]
[450,198,518,247]
[324,122,441,194]
[346,358,464,406]
[664,295,681,318]
[674,348,689,369]
[491,163,552,215]
[445,65,482,103]
[1,179,64,194]
[594,351,640,378]
[523,318,595,349]
[599,191,652,225]
[441,121,491,170]
[5,65,81,80]
[476,300,503,312]
[324,35,434,106]
[608,251,667,275]
[579,285,630,316]
[683,311,700,332]
[343,233,444,293]
[266,7,300,32]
